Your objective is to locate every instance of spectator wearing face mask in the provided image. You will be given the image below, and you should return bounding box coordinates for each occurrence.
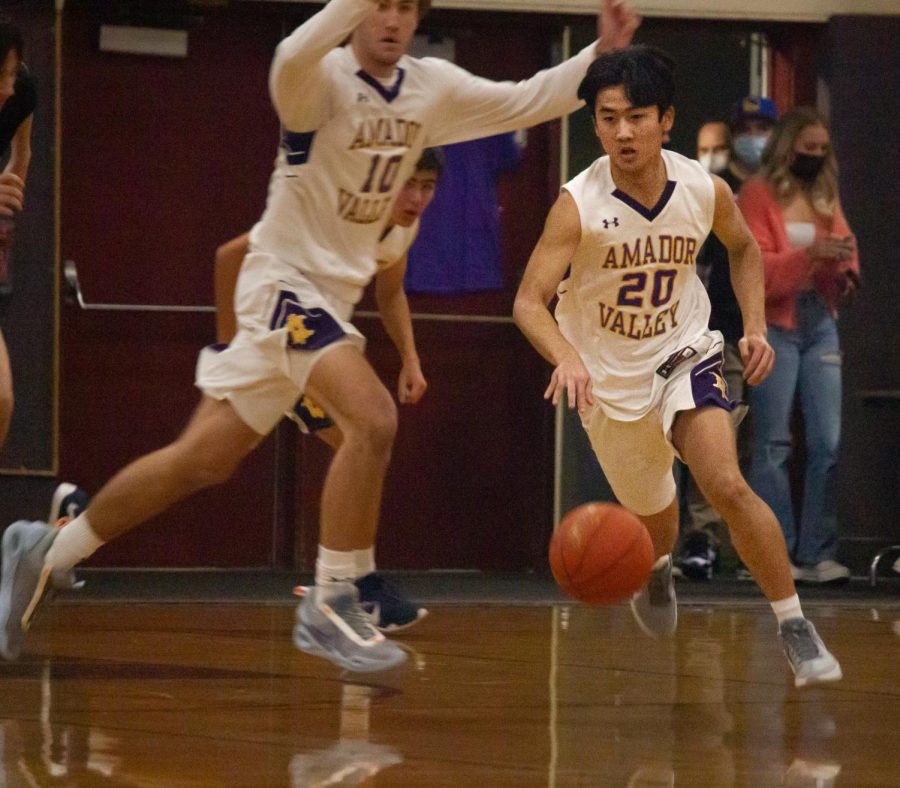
[737,107,860,585]
[676,119,747,581]
[730,96,779,184]
[697,120,739,190]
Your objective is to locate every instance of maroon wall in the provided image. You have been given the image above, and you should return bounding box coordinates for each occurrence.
[59,3,560,569]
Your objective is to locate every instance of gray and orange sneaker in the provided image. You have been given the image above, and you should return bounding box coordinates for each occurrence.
[293,583,407,673]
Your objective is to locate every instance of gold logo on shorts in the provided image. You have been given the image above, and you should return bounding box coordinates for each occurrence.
[302,396,326,420]
[712,372,728,398]
[287,314,315,346]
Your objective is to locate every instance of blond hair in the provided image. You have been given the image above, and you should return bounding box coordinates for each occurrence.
[759,106,839,218]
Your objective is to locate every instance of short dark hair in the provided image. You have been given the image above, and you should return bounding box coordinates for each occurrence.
[577,45,676,119]
[418,0,432,17]
[0,21,24,63]
[416,147,443,178]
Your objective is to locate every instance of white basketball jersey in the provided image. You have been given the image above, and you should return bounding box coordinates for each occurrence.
[376,220,419,271]
[556,150,716,419]
[250,0,596,304]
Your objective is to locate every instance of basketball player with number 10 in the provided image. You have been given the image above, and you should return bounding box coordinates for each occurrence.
[0,0,640,672]
[514,46,842,687]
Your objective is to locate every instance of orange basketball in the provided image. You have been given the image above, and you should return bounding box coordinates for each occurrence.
[549,502,655,605]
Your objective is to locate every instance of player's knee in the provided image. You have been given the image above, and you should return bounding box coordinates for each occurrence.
[345,400,398,455]
[707,470,753,516]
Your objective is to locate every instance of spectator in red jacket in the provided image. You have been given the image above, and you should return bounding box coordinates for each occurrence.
[737,107,860,584]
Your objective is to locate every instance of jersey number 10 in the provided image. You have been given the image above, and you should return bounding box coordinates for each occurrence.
[361,154,404,194]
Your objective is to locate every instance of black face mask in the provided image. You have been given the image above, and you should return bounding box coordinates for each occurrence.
[790,153,826,183]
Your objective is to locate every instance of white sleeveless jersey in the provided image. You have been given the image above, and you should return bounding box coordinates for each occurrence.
[556,150,716,420]
[250,0,597,305]
[376,220,419,271]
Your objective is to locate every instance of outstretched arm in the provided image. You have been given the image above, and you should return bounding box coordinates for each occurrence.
[429,0,639,146]
[269,0,374,129]
[513,190,593,414]
[710,175,774,386]
[375,255,427,404]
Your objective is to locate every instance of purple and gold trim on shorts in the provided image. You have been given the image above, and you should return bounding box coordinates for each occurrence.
[290,395,334,434]
[269,290,346,351]
[690,352,742,412]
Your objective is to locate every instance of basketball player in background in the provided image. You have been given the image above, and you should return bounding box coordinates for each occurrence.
[0,21,32,450]
[214,149,444,632]
[513,45,841,687]
[0,22,88,525]
[0,0,640,671]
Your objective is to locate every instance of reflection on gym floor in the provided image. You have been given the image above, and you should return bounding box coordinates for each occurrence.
[0,602,895,786]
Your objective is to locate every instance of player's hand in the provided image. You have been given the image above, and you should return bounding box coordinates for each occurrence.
[545,352,594,414]
[398,359,427,404]
[0,173,24,217]
[739,333,774,386]
[596,0,641,55]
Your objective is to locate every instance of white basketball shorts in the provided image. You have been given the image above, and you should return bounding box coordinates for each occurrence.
[196,252,364,435]
[580,331,744,516]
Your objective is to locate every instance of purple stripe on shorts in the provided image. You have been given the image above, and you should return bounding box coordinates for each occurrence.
[690,351,741,412]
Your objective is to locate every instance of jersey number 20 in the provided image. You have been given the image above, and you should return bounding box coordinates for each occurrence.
[616,270,677,309]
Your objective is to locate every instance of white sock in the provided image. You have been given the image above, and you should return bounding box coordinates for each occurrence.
[771,594,804,626]
[315,546,356,604]
[44,513,104,571]
[354,547,375,578]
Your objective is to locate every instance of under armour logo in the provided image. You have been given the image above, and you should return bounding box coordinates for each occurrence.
[357,93,370,103]
[602,217,619,229]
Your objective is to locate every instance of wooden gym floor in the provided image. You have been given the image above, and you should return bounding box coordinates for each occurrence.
[0,572,898,786]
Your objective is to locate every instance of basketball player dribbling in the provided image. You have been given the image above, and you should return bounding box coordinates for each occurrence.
[0,0,640,672]
[513,45,841,687]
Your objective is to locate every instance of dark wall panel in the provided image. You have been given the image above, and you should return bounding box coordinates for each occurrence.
[827,15,900,557]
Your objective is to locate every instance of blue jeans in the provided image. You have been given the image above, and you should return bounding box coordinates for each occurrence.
[749,292,842,566]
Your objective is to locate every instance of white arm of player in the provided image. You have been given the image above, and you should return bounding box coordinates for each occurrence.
[269,0,374,130]
[426,42,597,147]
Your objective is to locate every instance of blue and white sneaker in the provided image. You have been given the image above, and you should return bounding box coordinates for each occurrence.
[355,573,428,633]
[293,583,407,673]
[48,483,89,526]
[779,618,843,687]
[0,520,75,661]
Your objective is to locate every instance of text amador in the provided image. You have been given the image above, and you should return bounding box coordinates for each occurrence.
[602,234,698,269]
[349,118,423,151]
